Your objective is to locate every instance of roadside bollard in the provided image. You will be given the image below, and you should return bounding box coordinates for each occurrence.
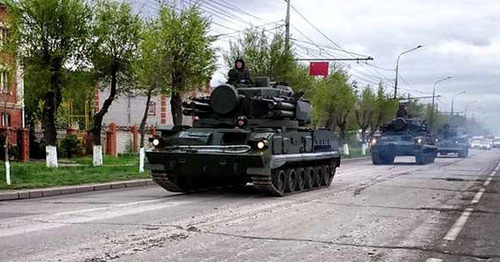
[362,143,368,155]
[343,143,350,156]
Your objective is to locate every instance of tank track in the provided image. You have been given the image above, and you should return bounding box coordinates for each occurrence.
[151,172,187,192]
[251,163,337,197]
[152,163,337,197]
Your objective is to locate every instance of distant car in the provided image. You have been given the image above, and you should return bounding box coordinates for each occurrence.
[480,140,492,150]
[470,139,482,149]
[492,137,500,148]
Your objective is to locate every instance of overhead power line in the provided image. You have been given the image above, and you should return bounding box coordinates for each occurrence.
[288,3,370,58]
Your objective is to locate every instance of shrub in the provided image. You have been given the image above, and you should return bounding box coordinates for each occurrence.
[59,135,83,158]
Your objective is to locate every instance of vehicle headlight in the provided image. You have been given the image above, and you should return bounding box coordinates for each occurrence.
[370,138,377,145]
[257,140,267,150]
[416,138,423,144]
[152,139,160,147]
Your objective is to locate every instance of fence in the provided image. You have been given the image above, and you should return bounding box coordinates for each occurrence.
[32,123,156,157]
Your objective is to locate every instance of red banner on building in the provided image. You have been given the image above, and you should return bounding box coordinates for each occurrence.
[309,62,329,77]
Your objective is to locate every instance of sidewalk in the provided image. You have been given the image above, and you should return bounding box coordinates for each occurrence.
[0,179,155,201]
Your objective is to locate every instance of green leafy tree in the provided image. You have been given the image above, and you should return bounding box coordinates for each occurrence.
[8,0,91,166]
[406,99,426,118]
[224,28,295,82]
[134,19,169,149]
[312,70,356,141]
[158,5,216,126]
[285,64,318,98]
[90,0,141,164]
[355,87,376,141]
[369,84,398,136]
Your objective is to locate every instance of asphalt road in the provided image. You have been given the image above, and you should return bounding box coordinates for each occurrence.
[0,149,499,262]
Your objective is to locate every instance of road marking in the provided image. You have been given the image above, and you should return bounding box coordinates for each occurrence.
[444,208,473,241]
[471,188,486,204]
[483,177,493,187]
[426,259,443,262]
[55,198,170,216]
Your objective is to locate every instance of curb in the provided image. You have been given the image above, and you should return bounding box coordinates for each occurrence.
[0,179,156,201]
[341,156,371,163]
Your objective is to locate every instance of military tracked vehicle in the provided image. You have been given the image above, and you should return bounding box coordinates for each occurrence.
[370,117,437,165]
[145,78,341,196]
[436,125,469,158]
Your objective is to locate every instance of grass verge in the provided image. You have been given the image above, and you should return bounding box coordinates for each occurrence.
[341,147,369,159]
[0,155,149,190]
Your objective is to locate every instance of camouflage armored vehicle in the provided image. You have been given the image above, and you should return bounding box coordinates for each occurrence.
[436,125,469,158]
[146,78,341,196]
[370,116,437,165]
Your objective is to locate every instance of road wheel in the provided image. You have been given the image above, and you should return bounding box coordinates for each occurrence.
[313,166,322,187]
[295,168,306,191]
[305,167,315,189]
[285,168,297,193]
[322,165,331,186]
[271,169,286,194]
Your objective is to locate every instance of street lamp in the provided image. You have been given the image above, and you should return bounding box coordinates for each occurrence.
[464,100,477,118]
[451,91,466,115]
[431,76,452,109]
[394,45,423,99]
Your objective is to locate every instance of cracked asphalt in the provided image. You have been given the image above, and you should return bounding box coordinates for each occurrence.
[0,149,499,262]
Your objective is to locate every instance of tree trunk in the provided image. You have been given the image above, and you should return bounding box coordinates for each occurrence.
[139,85,154,173]
[170,92,183,126]
[43,58,63,167]
[139,87,154,148]
[92,64,118,166]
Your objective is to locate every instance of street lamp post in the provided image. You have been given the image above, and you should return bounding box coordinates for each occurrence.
[464,100,477,119]
[429,76,452,132]
[431,76,452,109]
[394,45,423,99]
[451,91,466,115]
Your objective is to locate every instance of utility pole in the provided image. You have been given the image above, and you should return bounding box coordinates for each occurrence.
[285,0,291,51]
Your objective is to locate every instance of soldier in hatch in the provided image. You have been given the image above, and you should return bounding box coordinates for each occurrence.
[228,57,252,85]
[396,104,408,118]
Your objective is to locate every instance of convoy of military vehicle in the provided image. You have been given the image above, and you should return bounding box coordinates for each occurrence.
[145,71,495,196]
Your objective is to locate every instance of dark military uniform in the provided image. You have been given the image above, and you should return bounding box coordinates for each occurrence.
[396,105,408,118]
[228,58,252,85]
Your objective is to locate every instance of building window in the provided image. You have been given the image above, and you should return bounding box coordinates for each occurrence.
[0,70,7,92]
[148,102,156,116]
[0,112,10,127]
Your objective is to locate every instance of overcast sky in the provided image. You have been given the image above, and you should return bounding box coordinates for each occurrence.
[134,0,500,133]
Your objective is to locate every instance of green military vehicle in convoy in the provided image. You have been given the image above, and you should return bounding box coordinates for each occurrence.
[370,111,438,165]
[436,125,469,158]
[146,78,341,196]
